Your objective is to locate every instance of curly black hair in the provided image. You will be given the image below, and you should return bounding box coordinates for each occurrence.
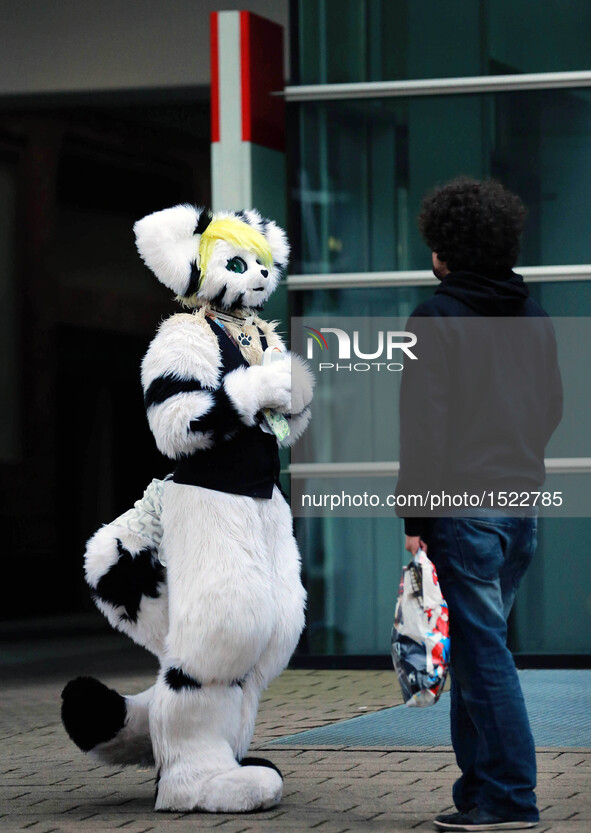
[418,177,528,275]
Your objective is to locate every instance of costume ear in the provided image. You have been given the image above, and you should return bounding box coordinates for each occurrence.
[134,204,211,296]
[236,209,290,270]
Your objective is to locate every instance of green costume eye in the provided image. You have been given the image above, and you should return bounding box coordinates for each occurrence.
[226,256,247,274]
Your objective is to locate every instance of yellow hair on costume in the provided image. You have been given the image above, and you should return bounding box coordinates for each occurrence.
[198,217,273,279]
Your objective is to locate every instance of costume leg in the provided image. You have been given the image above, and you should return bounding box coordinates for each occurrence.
[235,669,265,763]
[234,487,306,762]
[151,483,284,812]
[151,666,281,812]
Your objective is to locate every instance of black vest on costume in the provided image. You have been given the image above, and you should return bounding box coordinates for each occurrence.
[172,318,281,499]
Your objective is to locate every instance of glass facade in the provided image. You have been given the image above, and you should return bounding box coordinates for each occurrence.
[291,0,591,659]
[297,0,591,85]
[293,90,591,275]
[297,513,591,656]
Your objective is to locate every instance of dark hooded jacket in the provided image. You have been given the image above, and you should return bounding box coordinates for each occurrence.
[396,270,563,535]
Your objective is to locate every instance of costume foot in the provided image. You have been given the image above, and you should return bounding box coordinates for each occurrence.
[61,676,126,752]
[240,756,283,778]
[155,763,283,812]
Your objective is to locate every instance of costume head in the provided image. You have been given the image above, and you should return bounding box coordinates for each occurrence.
[134,205,289,311]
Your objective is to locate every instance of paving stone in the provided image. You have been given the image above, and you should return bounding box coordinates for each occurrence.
[1,652,589,832]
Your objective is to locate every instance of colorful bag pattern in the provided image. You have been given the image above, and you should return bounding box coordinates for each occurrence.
[391,549,450,707]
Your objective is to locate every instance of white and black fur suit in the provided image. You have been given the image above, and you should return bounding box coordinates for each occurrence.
[61,206,313,813]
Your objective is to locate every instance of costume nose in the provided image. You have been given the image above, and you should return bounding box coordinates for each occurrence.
[260,269,268,278]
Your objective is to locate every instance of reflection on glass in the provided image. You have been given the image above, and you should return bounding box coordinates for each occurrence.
[294,285,434,316]
[298,0,591,85]
[294,282,591,320]
[295,513,403,655]
[293,89,591,275]
[294,513,591,656]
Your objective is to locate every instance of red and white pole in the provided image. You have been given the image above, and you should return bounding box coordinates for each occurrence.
[210,10,286,227]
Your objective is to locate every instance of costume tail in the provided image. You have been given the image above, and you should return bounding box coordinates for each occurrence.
[84,523,168,658]
[61,677,155,766]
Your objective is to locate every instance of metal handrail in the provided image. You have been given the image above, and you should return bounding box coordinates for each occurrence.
[282,70,591,102]
[287,265,591,291]
[289,459,591,478]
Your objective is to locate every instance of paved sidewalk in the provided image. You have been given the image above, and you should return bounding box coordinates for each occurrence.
[1,638,589,833]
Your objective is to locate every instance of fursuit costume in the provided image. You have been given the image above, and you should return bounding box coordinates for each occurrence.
[61,206,313,813]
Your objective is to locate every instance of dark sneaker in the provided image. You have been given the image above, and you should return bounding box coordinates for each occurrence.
[434,813,475,829]
[434,808,538,831]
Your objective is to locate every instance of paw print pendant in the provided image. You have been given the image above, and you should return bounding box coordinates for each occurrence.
[238,331,252,346]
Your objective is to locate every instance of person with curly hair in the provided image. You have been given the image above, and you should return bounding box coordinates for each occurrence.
[418,176,528,280]
[395,178,563,831]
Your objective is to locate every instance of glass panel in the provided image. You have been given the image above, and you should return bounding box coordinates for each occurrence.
[291,315,591,487]
[295,513,404,655]
[292,89,591,276]
[528,281,591,317]
[512,518,591,655]
[295,282,591,318]
[290,312,591,657]
[293,4,591,657]
[295,513,591,657]
[293,284,434,316]
[297,0,591,84]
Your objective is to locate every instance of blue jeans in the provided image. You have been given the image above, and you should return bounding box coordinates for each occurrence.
[425,516,539,822]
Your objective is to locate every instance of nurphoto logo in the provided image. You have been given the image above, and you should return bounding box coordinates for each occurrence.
[304,325,418,372]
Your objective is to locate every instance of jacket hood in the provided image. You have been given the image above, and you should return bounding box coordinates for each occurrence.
[435,270,530,315]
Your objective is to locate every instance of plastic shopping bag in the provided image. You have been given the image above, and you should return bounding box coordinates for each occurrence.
[391,549,450,707]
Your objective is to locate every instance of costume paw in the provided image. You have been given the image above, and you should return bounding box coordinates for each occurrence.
[61,677,126,752]
[224,363,291,425]
[279,352,314,415]
[240,756,283,778]
[155,762,283,813]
